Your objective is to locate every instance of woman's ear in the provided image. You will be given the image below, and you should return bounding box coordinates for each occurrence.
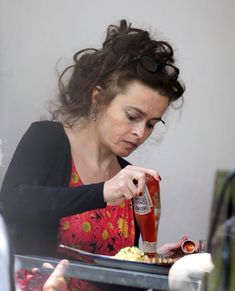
[91,86,103,105]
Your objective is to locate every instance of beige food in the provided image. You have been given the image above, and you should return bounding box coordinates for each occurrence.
[114,246,176,264]
[114,246,146,262]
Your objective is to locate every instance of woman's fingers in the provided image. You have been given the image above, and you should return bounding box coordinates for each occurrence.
[127,165,161,182]
[42,262,55,269]
[180,236,188,243]
[31,268,40,274]
[132,174,146,195]
[49,260,69,277]
[125,166,161,193]
[103,165,161,204]
[42,260,69,291]
[127,179,138,197]
[26,268,40,281]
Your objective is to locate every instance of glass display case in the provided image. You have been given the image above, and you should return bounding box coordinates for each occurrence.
[15,253,202,290]
[15,254,170,290]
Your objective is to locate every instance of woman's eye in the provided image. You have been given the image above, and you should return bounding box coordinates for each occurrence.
[146,122,155,129]
[126,112,138,121]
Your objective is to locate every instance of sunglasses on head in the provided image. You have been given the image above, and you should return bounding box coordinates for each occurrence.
[133,55,180,81]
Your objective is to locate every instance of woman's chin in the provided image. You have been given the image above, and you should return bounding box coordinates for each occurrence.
[115,149,135,158]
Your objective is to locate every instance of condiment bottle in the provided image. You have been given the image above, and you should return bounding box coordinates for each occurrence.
[133,175,161,260]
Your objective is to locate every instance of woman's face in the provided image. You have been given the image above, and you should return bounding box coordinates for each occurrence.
[95,81,169,157]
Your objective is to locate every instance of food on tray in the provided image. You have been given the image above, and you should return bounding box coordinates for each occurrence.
[114,246,146,262]
[114,246,175,264]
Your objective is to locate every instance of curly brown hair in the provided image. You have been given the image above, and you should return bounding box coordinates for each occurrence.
[52,19,185,126]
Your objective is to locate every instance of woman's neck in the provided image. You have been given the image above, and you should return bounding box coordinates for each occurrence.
[64,124,121,183]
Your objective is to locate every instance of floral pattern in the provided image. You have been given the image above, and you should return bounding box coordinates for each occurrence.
[15,269,49,291]
[15,160,135,290]
[57,160,135,290]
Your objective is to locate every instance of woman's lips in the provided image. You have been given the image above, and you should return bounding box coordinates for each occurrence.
[122,140,138,149]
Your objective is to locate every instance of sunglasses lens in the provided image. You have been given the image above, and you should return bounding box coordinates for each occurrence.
[141,57,158,73]
[164,64,179,80]
[136,56,179,81]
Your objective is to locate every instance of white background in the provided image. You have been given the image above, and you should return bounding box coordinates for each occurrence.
[0,0,235,247]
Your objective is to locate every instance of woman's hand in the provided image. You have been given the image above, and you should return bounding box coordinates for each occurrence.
[42,259,69,291]
[103,165,161,205]
[24,260,69,291]
[158,236,193,259]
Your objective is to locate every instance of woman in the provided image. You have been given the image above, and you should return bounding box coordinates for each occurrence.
[0,19,185,290]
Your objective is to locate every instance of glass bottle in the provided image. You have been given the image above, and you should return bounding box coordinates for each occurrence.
[133,175,161,260]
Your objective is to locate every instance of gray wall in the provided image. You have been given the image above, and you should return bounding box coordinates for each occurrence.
[1,0,235,247]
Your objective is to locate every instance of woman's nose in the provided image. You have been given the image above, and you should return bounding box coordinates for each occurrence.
[132,122,146,138]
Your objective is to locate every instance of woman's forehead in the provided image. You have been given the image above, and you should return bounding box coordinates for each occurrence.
[108,82,169,116]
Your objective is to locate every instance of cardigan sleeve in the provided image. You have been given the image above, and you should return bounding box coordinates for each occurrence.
[0,121,106,225]
[1,183,105,224]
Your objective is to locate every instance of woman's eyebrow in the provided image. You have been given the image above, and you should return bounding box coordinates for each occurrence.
[127,106,164,122]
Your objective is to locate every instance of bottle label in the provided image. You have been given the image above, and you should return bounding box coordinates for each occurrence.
[133,186,153,215]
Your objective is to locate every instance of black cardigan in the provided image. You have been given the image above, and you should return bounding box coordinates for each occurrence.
[0,121,139,257]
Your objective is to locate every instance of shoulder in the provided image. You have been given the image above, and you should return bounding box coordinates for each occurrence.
[29,120,64,135]
[26,120,67,144]
[17,120,70,156]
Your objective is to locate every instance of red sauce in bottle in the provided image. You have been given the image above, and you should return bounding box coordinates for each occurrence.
[133,175,161,258]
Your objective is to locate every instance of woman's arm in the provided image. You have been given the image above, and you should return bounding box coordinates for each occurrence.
[0,121,105,223]
[1,183,105,224]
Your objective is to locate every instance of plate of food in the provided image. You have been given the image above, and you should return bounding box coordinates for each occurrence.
[58,244,175,275]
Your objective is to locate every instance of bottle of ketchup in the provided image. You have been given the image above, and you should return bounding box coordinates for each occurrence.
[133,175,161,260]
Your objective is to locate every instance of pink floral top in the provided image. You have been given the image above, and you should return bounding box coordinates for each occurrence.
[57,160,135,290]
[58,160,135,255]
[15,160,135,291]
